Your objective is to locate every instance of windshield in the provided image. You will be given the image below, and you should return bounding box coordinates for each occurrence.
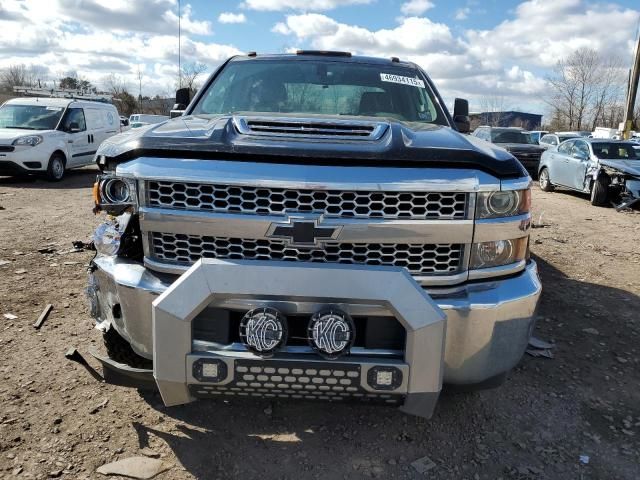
[491,130,535,144]
[192,59,448,124]
[592,143,638,159]
[0,104,64,130]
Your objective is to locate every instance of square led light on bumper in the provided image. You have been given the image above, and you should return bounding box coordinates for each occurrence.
[367,366,403,391]
[192,358,228,383]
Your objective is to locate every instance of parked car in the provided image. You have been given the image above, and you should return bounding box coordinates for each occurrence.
[538,138,640,209]
[528,130,548,144]
[472,126,546,175]
[555,130,591,138]
[539,133,581,149]
[0,97,120,180]
[128,114,168,125]
[85,51,540,420]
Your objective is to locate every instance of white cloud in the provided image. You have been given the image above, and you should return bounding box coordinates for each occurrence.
[271,22,291,34]
[241,0,372,11]
[57,0,212,35]
[455,7,470,20]
[218,12,247,24]
[465,0,639,68]
[0,0,239,96]
[400,0,435,16]
[274,14,459,56]
[273,0,639,110]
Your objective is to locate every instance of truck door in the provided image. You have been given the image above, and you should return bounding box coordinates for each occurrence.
[60,108,91,167]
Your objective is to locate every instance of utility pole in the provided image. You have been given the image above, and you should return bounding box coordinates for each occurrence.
[622,26,640,139]
[178,0,182,89]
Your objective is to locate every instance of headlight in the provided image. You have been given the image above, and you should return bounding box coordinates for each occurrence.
[470,237,528,269]
[94,176,137,212]
[476,189,530,219]
[12,135,43,147]
[103,178,131,203]
[93,212,131,257]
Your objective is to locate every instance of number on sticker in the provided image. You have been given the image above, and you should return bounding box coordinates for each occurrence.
[380,73,425,88]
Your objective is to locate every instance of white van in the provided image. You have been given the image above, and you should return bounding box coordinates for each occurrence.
[0,97,120,181]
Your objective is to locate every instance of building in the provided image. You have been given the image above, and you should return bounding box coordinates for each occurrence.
[469,111,543,130]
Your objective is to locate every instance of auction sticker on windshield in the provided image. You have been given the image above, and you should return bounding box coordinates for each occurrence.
[380,73,425,88]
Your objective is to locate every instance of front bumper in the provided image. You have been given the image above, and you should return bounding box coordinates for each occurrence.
[0,160,40,175]
[89,257,541,417]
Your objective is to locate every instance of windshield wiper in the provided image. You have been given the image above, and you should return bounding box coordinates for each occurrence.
[4,126,37,130]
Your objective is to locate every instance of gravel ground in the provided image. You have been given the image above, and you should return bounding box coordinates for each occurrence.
[0,168,639,480]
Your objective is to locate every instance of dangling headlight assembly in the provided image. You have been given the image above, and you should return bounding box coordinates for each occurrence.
[476,189,530,219]
[93,212,131,257]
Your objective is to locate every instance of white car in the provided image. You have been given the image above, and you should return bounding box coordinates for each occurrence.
[128,114,168,125]
[0,97,120,181]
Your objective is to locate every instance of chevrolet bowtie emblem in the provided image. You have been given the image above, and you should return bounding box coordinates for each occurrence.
[266,216,341,248]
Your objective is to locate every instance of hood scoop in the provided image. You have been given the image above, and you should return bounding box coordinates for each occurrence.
[233,116,388,141]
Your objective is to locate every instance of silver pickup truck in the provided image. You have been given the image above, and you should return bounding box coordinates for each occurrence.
[86,52,541,419]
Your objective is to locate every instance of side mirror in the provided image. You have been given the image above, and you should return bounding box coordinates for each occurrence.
[453,98,470,134]
[68,122,80,133]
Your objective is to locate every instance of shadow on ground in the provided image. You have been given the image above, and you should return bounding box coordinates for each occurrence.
[123,256,639,479]
[0,166,97,190]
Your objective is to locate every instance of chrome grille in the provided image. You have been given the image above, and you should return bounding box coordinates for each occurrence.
[146,181,468,220]
[150,233,464,276]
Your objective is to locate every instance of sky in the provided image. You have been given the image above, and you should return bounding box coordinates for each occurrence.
[1,0,639,114]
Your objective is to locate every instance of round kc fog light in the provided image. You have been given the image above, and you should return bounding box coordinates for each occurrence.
[239,307,287,357]
[308,310,355,359]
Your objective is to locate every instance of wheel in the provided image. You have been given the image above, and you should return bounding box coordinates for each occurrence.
[538,168,554,192]
[45,153,66,181]
[590,175,609,206]
[103,328,152,369]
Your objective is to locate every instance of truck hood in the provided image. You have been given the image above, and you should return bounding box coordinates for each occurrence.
[97,114,527,179]
[600,159,640,177]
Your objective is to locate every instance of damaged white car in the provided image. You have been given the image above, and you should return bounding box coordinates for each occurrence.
[538,138,640,210]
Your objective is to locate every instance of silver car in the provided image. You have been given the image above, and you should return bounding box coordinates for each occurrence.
[538,138,640,208]
[538,133,580,150]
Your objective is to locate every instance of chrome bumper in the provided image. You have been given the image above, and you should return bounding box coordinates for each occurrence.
[89,257,541,415]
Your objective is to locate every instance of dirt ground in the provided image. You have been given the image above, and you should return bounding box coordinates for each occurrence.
[0,167,639,480]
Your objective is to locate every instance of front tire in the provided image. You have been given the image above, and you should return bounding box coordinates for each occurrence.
[539,168,554,192]
[45,153,66,182]
[590,175,609,206]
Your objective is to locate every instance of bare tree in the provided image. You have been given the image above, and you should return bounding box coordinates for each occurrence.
[0,64,43,91]
[102,73,129,96]
[180,62,208,94]
[478,95,509,126]
[545,48,625,131]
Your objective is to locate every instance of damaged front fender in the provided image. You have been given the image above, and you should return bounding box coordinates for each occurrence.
[598,161,640,210]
